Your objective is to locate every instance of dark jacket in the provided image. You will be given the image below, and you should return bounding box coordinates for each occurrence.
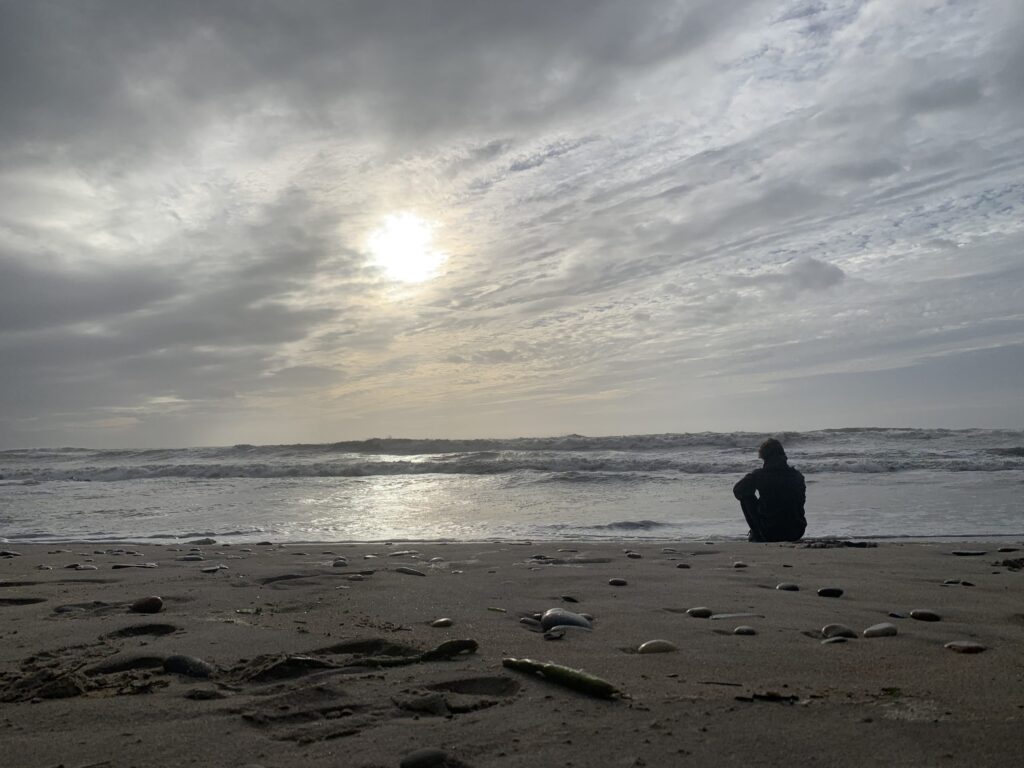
[733,455,806,541]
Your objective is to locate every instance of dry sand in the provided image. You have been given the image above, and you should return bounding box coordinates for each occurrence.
[1,539,1023,767]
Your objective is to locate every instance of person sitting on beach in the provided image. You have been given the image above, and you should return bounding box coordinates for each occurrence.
[733,438,806,542]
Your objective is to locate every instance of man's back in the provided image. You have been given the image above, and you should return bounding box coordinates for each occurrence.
[733,451,806,541]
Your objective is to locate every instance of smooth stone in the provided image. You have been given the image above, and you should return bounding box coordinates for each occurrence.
[332,559,349,567]
[347,574,365,581]
[560,595,579,603]
[733,561,748,568]
[709,612,763,620]
[733,626,757,635]
[776,583,799,591]
[540,608,592,631]
[817,587,844,598]
[888,612,908,619]
[821,623,857,639]
[37,565,53,570]
[75,565,98,571]
[997,546,1019,553]
[0,550,23,557]
[686,607,713,618]
[638,639,679,654]
[821,637,848,644]
[626,552,643,559]
[662,548,680,554]
[200,565,228,574]
[188,538,216,545]
[163,654,216,678]
[400,748,449,768]
[910,609,941,622]
[130,596,164,614]
[429,557,445,563]
[863,622,898,638]
[945,641,987,654]
[951,550,986,556]
[395,566,426,577]
[389,550,419,557]
[430,618,453,628]
[675,563,691,569]
[177,555,204,562]
[608,578,628,586]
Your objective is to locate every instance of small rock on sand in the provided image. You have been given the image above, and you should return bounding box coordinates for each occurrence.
[395,566,426,577]
[332,559,348,567]
[863,622,898,638]
[540,608,592,631]
[177,555,204,562]
[686,607,713,618]
[130,596,163,614]
[945,641,987,654]
[734,626,757,635]
[0,550,22,557]
[821,637,848,645]
[75,565,98,571]
[431,618,453,628]
[817,587,843,598]
[910,609,941,622]
[821,623,857,639]
[608,578,628,586]
[638,639,679,654]
[997,546,1019,553]
[188,538,216,545]
[733,561,748,568]
[776,583,799,591]
[951,550,986,556]
[676,563,691,569]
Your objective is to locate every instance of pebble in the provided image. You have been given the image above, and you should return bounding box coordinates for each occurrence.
[347,574,365,581]
[188,538,217,545]
[951,550,987,556]
[608,578,628,586]
[395,566,426,577]
[400,748,449,768]
[817,587,844,598]
[626,552,643,559]
[888,611,908,619]
[37,564,53,570]
[389,550,419,557]
[200,565,228,574]
[363,554,378,559]
[686,607,713,618]
[909,609,941,622]
[240,548,253,553]
[430,618,453,628]
[429,557,445,563]
[560,595,579,603]
[75,564,98,571]
[177,555,204,562]
[0,550,23,557]
[332,559,349,567]
[863,622,898,638]
[675,563,691,569]
[997,546,1019,553]
[734,626,757,635]
[775,583,799,591]
[944,641,987,654]
[821,623,857,639]
[130,596,164,614]
[638,639,679,654]
[540,608,592,631]
[733,561,748,568]
[709,612,763,620]
[163,654,216,678]
[821,637,848,645]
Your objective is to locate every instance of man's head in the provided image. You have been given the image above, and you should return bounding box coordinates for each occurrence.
[758,438,786,461]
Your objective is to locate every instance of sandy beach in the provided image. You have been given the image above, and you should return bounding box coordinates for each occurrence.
[1,539,1022,767]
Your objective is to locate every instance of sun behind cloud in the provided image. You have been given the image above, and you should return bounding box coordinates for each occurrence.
[366,212,447,283]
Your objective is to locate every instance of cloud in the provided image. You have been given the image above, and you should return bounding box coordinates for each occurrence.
[1,0,1022,446]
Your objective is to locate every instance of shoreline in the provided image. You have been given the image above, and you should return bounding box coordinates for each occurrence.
[2,539,1023,766]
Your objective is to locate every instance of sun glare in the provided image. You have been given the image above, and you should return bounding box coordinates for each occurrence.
[367,212,446,283]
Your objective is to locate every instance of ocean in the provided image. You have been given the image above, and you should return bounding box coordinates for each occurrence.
[1,429,1022,544]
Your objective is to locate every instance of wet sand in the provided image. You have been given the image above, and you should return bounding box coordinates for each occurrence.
[1,539,1023,767]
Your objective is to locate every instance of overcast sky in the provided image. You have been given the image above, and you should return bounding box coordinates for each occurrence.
[1,0,1022,448]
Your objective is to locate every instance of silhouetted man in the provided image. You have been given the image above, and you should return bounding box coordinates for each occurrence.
[733,438,806,542]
